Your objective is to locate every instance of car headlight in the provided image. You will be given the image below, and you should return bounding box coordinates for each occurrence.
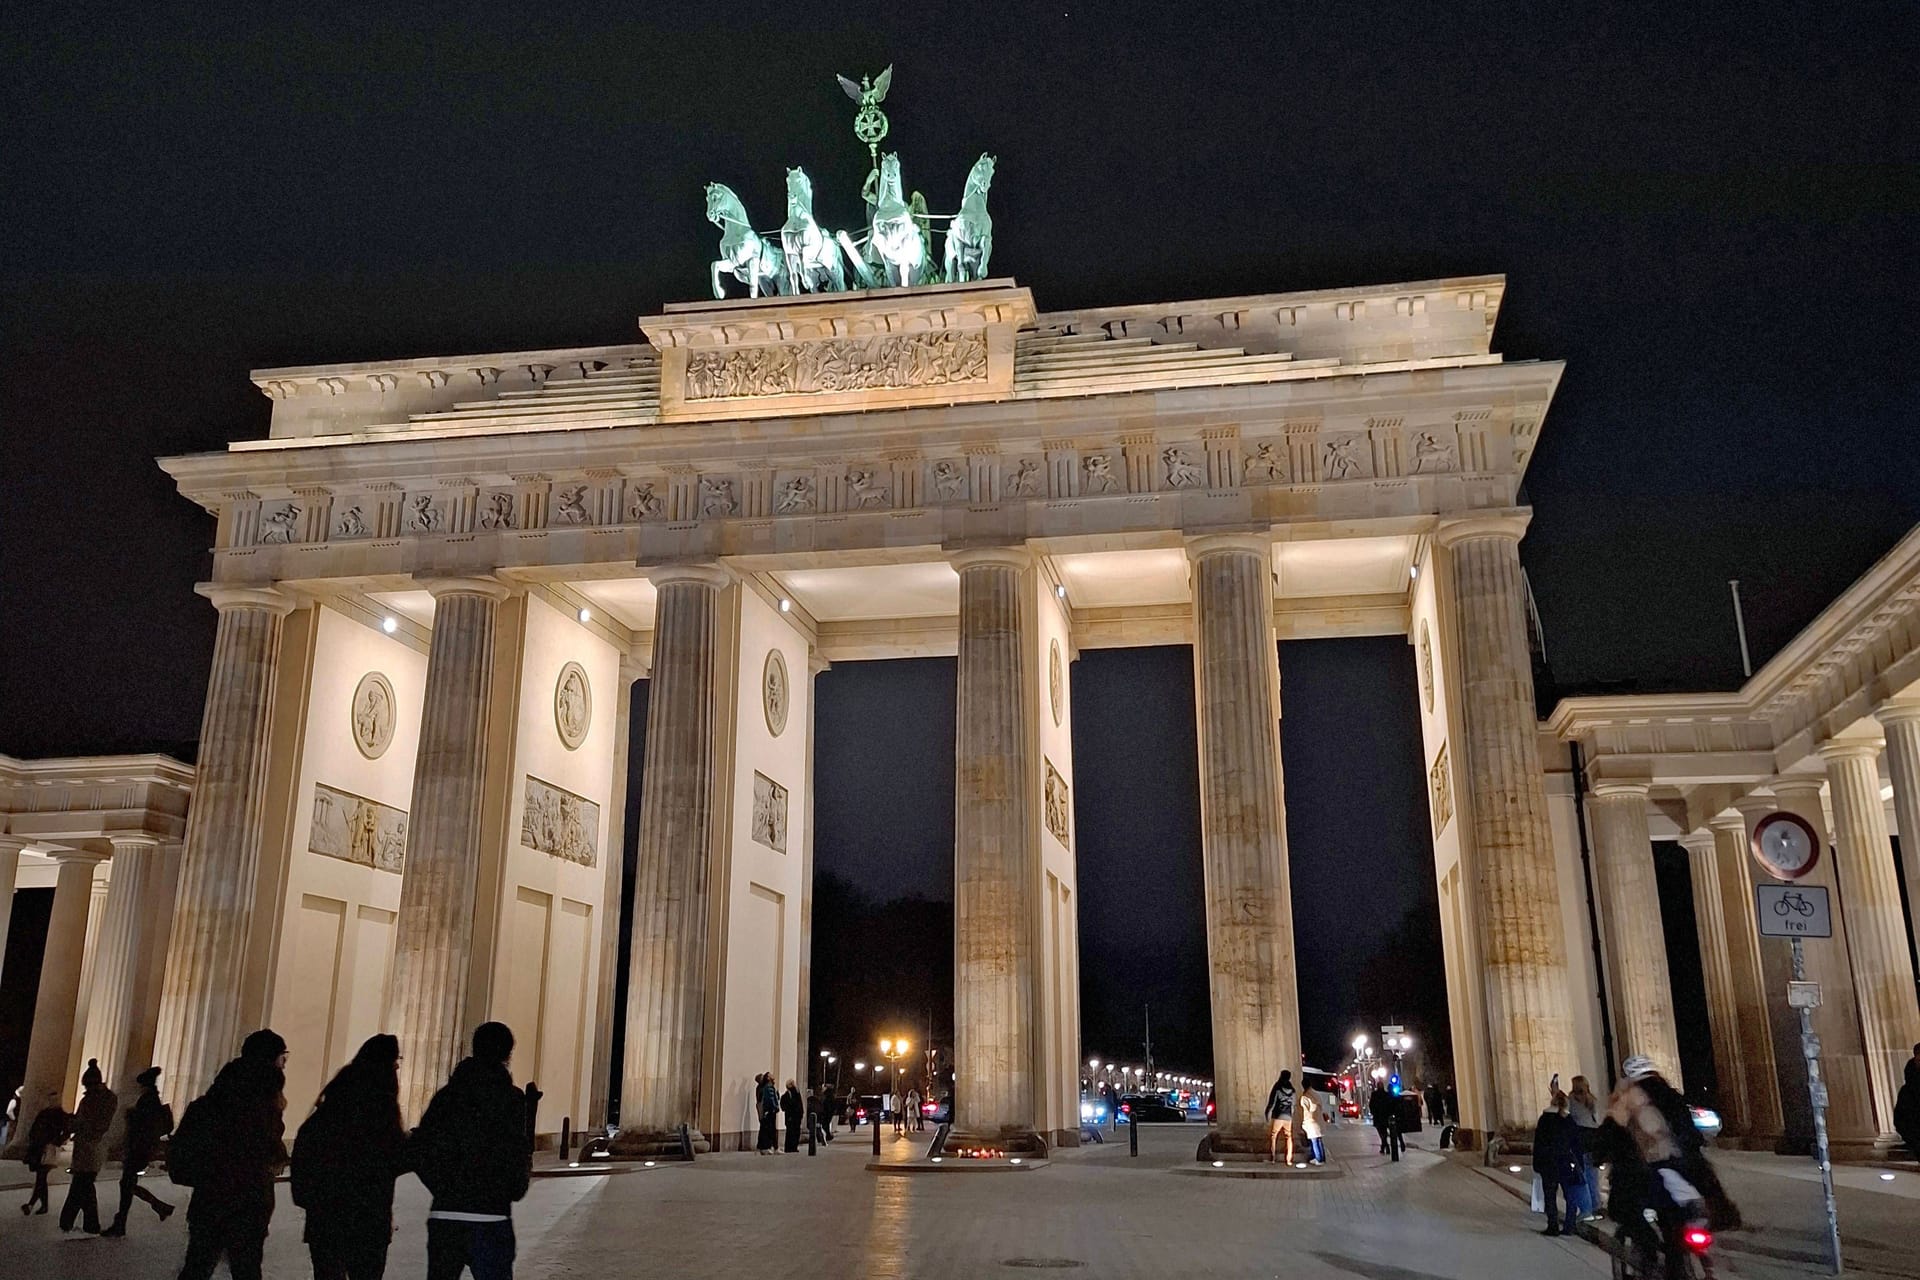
[1080,1103,1094,1119]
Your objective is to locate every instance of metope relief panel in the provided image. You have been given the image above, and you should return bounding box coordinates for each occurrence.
[311,784,407,873]
[521,776,599,867]
[1043,759,1071,849]
[683,331,988,402]
[751,772,789,853]
[1428,743,1452,835]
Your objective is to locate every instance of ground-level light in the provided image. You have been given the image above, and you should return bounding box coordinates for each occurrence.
[381,616,398,634]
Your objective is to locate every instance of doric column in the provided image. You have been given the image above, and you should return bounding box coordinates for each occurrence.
[389,576,512,1121]
[5,849,107,1157]
[0,837,23,991]
[587,652,645,1129]
[82,836,167,1091]
[950,546,1039,1140]
[1588,782,1681,1081]
[1187,535,1300,1150]
[617,563,730,1145]
[795,651,828,1083]
[1758,781,1878,1151]
[1680,831,1744,1132]
[1707,813,1783,1144]
[153,584,295,1106]
[1817,740,1920,1139]
[1876,702,1920,985]
[1436,513,1574,1135]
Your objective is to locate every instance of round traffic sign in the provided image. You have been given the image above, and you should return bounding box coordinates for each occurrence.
[1750,810,1823,881]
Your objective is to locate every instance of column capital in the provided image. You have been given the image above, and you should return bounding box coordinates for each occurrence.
[195,583,296,616]
[1589,779,1652,801]
[1769,775,1826,805]
[1873,700,1920,729]
[644,561,733,591]
[44,845,109,867]
[1707,810,1750,835]
[1184,533,1272,564]
[105,833,162,854]
[417,575,514,602]
[1677,831,1718,857]
[1434,509,1532,548]
[1729,793,1777,821]
[808,650,832,678]
[948,545,1032,573]
[1815,738,1885,764]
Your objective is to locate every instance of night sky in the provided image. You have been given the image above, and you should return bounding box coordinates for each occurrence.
[3,5,1913,1083]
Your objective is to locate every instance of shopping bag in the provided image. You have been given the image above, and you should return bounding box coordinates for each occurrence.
[1529,1173,1546,1213]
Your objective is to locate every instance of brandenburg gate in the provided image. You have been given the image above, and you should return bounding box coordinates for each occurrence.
[143,264,1574,1154]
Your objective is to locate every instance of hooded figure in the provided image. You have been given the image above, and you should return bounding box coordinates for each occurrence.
[59,1058,117,1233]
[18,1089,70,1216]
[175,1028,291,1280]
[292,1034,409,1280]
[408,1022,532,1280]
[101,1065,174,1236]
[1894,1046,1920,1162]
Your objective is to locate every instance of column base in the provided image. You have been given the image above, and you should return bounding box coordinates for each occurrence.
[608,1126,710,1159]
[1195,1127,1277,1162]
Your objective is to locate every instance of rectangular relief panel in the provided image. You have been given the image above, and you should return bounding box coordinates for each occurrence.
[751,772,789,853]
[310,783,407,873]
[521,776,600,867]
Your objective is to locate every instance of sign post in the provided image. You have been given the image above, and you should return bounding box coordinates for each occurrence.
[1751,810,1842,1276]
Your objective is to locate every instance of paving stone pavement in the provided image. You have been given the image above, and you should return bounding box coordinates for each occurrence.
[6,1120,1910,1278]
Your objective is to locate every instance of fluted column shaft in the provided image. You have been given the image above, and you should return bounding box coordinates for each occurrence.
[83,837,166,1091]
[1746,784,1876,1150]
[6,851,107,1157]
[391,579,509,1120]
[0,838,21,991]
[951,548,1038,1137]
[1188,536,1300,1146]
[1707,815,1783,1142]
[1439,515,1574,1134]
[153,585,293,1106]
[1877,704,1920,996]
[1681,832,1745,1132]
[619,565,728,1137]
[1589,783,1682,1080]
[1818,741,1920,1138]
[588,656,644,1128]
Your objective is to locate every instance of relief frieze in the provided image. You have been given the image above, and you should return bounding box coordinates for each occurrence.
[683,330,988,402]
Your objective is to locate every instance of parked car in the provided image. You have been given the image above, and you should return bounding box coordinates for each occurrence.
[1117,1094,1185,1123]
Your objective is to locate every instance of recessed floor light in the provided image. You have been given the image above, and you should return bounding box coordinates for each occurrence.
[381,616,398,634]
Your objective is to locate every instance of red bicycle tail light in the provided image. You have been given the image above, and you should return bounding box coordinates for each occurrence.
[1683,1228,1712,1252]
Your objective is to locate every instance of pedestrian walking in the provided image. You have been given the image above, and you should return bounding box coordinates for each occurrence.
[905,1085,922,1132]
[409,1023,534,1280]
[1299,1092,1326,1165]
[1532,1087,1585,1236]
[806,1085,832,1145]
[169,1028,291,1280]
[1368,1085,1401,1158]
[101,1066,174,1236]
[1426,1082,1444,1126]
[1443,1083,1458,1125]
[1894,1043,1920,1162]
[755,1073,780,1153]
[781,1080,804,1153]
[2,1085,20,1148]
[60,1058,116,1233]
[291,1034,408,1280]
[1264,1070,1296,1164]
[1566,1074,1604,1221]
[18,1090,69,1215]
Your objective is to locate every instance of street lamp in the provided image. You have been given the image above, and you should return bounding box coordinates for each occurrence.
[879,1036,910,1126]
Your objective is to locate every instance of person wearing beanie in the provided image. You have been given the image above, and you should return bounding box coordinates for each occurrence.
[101,1065,175,1236]
[292,1034,410,1280]
[408,1022,534,1280]
[173,1028,290,1280]
[59,1057,116,1233]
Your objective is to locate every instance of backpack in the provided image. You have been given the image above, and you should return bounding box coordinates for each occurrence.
[167,1096,218,1187]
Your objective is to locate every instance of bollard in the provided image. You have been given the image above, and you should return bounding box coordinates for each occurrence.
[559,1117,571,1163]
[872,1109,882,1158]
[809,1113,818,1157]
[1128,1118,1138,1158]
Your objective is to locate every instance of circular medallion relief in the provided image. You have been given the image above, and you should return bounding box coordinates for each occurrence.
[1419,620,1435,713]
[763,648,790,737]
[1049,639,1064,727]
[554,661,592,750]
[350,672,396,760]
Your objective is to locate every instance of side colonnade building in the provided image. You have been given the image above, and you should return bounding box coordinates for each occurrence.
[17,274,1901,1158]
[1548,524,1920,1158]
